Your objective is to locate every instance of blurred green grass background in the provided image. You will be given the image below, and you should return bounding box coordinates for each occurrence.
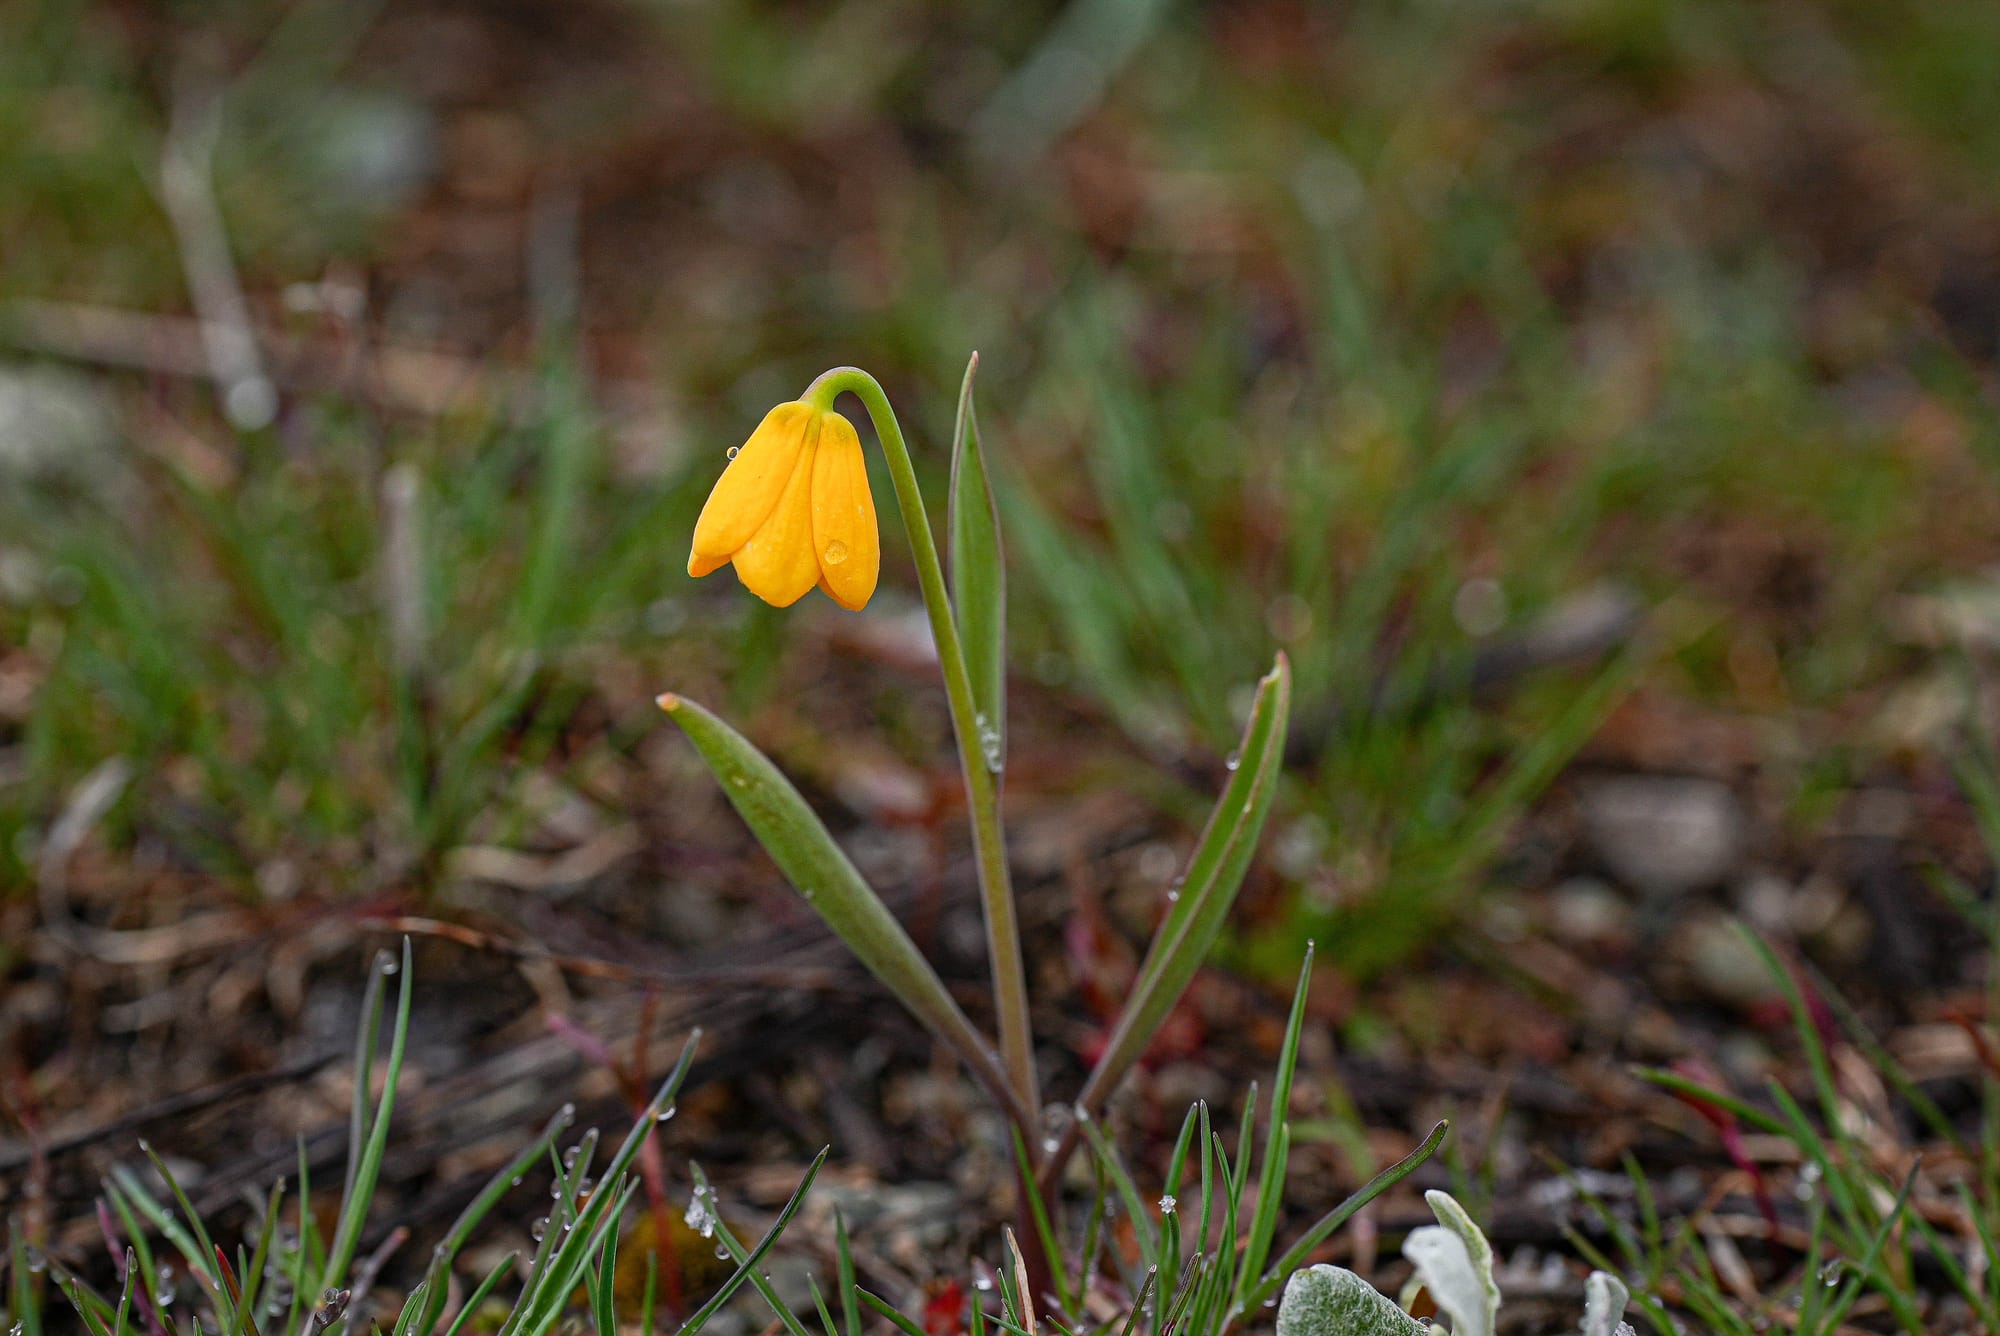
[3,0,1997,975]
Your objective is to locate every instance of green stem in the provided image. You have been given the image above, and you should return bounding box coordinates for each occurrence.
[806,366,1040,1125]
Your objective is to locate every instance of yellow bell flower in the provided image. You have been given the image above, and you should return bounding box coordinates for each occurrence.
[687,400,880,610]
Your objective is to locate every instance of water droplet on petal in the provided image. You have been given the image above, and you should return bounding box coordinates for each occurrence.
[823,540,849,566]
[726,446,740,460]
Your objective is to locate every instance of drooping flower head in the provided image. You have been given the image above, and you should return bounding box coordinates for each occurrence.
[688,400,879,610]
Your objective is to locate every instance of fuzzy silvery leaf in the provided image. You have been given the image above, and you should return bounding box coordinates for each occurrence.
[1401,1229,1482,1336]
[1581,1271,1636,1336]
[1277,1264,1429,1336]
[1402,1191,1498,1336]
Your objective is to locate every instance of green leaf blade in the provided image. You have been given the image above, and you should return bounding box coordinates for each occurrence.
[1073,652,1292,1116]
[660,691,1024,1126]
[948,352,1006,770]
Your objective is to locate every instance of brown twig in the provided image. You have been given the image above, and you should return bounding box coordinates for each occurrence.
[359,914,864,993]
[0,1048,340,1174]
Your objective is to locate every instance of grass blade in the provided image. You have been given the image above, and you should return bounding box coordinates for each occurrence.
[835,1209,861,1336]
[858,1288,934,1336]
[1010,1128,1073,1317]
[326,941,414,1289]
[678,1147,830,1335]
[410,1103,577,1334]
[440,1253,516,1336]
[1239,946,1313,1299]
[1079,1108,1160,1261]
[1241,1120,1450,1312]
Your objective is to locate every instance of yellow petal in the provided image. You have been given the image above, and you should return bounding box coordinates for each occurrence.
[689,402,814,566]
[809,411,879,611]
[730,419,822,607]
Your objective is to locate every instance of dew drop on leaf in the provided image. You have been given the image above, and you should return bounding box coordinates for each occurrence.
[685,1187,718,1239]
[974,714,1003,773]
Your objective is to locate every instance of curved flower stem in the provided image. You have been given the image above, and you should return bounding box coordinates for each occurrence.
[805,366,1041,1125]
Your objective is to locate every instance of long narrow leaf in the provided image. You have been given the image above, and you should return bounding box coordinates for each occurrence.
[1239,947,1315,1298]
[659,692,1026,1127]
[1078,1109,1159,1261]
[808,1273,842,1336]
[678,1147,830,1336]
[339,953,391,1221]
[1242,1121,1449,1312]
[1010,1129,1074,1318]
[101,1181,159,1325]
[230,1183,284,1336]
[948,351,1006,768]
[505,1034,701,1336]
[590,1218,619,1336]
[858,1288,934,1336]
[46,1268,104,1336]
[326,941,414,1288]
[1070,654,1291,1122]
[411,1103,577,1334]
[700,1164,818,1336]
[835,1210,861,1336]
[440,1253,517,1336]
[135,1145,222,1305]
